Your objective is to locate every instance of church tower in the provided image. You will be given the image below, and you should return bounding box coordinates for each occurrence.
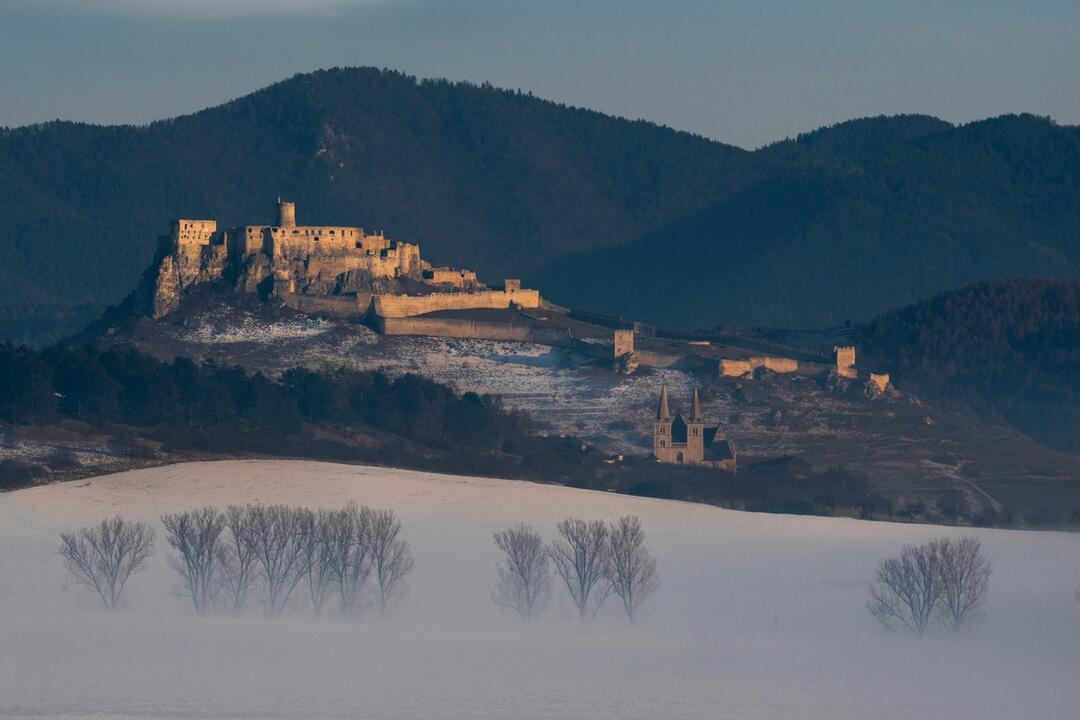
[686,388,705,463]
[653,384,673,462]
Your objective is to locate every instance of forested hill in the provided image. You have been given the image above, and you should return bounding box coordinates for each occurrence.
[535,114,1080,329]
[0,68,749,345]
[2,67,1080,344]
[855,278,1080,453]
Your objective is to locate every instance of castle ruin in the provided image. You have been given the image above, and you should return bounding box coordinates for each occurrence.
[148,200,889,389]
[152,199,539,321]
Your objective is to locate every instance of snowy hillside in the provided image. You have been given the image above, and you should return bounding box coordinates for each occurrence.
[1,460,1078,719]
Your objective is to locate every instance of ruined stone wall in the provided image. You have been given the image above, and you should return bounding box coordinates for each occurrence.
[377,316,571,344]
[869,372,891,392]
[613,329,635,358]
[172,219,217,247]
[267,226,391,257]
[373,288,541,318]
[634,349,684,368]
[423,268,478,288]
[279,293,363,319]
[719,356,799,377]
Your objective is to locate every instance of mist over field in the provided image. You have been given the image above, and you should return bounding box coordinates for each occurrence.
[1,460,1078,719]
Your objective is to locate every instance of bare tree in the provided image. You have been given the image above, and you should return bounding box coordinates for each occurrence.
[549,518,611,621]
[369,508,415,615]
[868,540,942,635]
[58,516,155,610]
[935,535,991,632]
[161,507,227,616]
[605,516,659,623]
[303,510,336,616]
[323,502,375,616]
[219,504,260,615]
[248,505,314,617]
[492,523,551,622]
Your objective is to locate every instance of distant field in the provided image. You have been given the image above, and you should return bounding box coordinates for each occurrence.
[2,460,1078,719]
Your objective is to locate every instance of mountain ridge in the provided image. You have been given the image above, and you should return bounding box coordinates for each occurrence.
[2,67,1079,344]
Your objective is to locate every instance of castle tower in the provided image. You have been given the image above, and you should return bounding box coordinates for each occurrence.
[686,389,705,462]
[613,329,635,359]
[834,345,857,379]
[277,198,296,228]
[653,385,673,462]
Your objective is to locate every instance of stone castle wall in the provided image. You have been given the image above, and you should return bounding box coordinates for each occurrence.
[280,293,363,319]
[719,356,799,377]
[377,316,572,345]
[173,219,218,247]
[373,288,541,318]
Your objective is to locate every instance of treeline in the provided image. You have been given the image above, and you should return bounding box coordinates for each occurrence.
[0,342,532,461]
[856,278,1080,452]
[0,341,900,519]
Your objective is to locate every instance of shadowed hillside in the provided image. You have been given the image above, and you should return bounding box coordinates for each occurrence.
[536,115,1080,329]
[0,68,749,344]
[3,68,1080,343]
[855,278,1080,453]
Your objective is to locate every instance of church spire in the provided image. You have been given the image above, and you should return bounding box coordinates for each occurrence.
[657,384,671,420]
[691,388,702,422]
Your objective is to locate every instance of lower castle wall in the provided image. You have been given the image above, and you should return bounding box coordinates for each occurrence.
[373,289,541,318]
[635,349,685,368]
[377,316,571,344]
[719,356,799,377]
[280,293,364,319]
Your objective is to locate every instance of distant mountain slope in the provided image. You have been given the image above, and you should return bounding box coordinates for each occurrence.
[855,278,1080,452]
[535,114,1080,329]
[3,68,1080,344]
[0,68,749,344]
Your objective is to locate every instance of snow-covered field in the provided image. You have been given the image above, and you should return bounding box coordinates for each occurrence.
[2,460,1078,719]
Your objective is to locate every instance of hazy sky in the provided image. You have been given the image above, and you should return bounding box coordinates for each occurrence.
[1,0,1077,148]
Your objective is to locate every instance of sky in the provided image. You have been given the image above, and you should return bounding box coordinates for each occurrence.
[0,0,1077,149]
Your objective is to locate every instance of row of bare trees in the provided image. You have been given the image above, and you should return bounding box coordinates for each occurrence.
[492,516,660,623]
[58,503,415,617]
[868,535,991,635]
[162,503,415,617]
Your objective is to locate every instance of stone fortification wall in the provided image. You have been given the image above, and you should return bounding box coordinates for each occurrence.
[568,309,657,336]
[268,226,391,256]
[423,268,478,288]
[280,293,364,319]
[635,349,685,369]
[869,372,891,392]
[172,219,218,247]
[719,356,799,377]
[378,316,572,345]
[373,289,541,318]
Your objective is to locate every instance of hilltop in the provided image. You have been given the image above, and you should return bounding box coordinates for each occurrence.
[3,68,1080,345]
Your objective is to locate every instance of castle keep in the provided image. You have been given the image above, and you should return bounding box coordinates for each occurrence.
[153,199,539,320]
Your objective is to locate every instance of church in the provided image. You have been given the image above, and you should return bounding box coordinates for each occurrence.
[652,386,736,472]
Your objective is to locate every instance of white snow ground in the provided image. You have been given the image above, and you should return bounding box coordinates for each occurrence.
[1,460,1078,720]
